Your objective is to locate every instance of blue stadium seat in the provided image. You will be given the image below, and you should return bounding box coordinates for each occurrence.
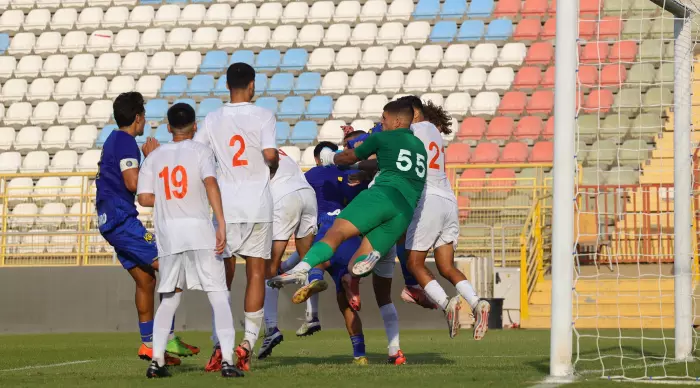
[305,96,332,122]
[255,49,281,74]
[290,121,318,145]
[457,20,485,41]
[255,73,267,97]
[200,51,228,74]
[0,34,9,55]
[268,73,295,97]
[229,50,255,66]
[197,98,223,120]
[275,121,290,144]
[430,21,458,43]
[153,124,172,144]
[187,74,215,100]
[412,0,439,20]
[280,49,309,73]
[191,0,211,3]
[468,0,494,18]
[140,0,160,4]
[166,0,187,3]
[135,124,152,145]
[278,96,305,122]
[485,19,514,41]
[440,0,467,19]
[173,98,196,110]
[214,76,227,97]
[97,124,117,145]
[145,99,168,123]
[294,72,321,97]
[160,75,188,100]
[255,97,278,113]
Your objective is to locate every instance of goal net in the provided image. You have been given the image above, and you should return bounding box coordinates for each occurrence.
[552,0,700,382]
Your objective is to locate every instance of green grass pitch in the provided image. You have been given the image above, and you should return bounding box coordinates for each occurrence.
[0,329,698,387]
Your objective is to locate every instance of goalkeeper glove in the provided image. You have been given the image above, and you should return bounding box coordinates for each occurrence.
[319,147,339,166]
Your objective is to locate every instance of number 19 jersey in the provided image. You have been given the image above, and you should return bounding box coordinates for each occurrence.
[194,102,277,223]
[136,140,218,257]
[410,121,457,203]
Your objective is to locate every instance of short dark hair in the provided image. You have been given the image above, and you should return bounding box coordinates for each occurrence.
[167,103,196,131]
[226,62,255,90]
[314,141,338,159]
[343,130,366,141]
[383,100,414,121]
[397,95,423,113]
[113,92,145,128]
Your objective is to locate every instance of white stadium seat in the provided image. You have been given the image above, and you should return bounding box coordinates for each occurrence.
[216,26,244,50]
[147,52,175,76]
[256,2,283,26]
[0,10,25,33]
[164,28,192,53]
[190,27,218,52]
[308,1,334,26]
[27,78,55,103]
[37,0,60,12]
[81,76,108,102]
[41,54,69,80]
[348,70,376,97]
[112,0,135,8]
[62,177,85,205]
[66,54,95,80]
[14,126,42,152]
[307,48,335,73]
[375,69,403,95]
[136,75,161,99]
[334,47,361,72]
[11,203,38,230]
[230,3,257,27]
[486,67,515,92]
[0,57,17,81]
[50,9,78,33]
[323,23,351,50]
[76,7,104,32]
[102,6,129,31]
[360,0,387,23]
[49,149,78,172]
[24,9,51,33]
[13,0,36,12]
[360,94,388,120]
[5,102,33,128]
[87,30,113,54]
[53,77,81,103]
[300,146,315,168]
[128,5,155,31]
[443,44,470,70]
[60,31,88,55]
[243,25,271,51]
[58,101,87,126]
[113,29,140,55]
[350,22,377,49]
[15,55,43,80]
[431,68,459,93]
[31,101,59,128]
[0,127,15,151]
[21,150,50,172]
[297,24,324,50]
[280,145,301,163]
[120,52,148,76]
[204,4,231,28]
[85,99,112,125]
[41,125,70,152]
[471,91,500,118]
[318,120,345,143]
[8,33,36,57]
[416,45,443,71]
[62,0,85,8]
[360,45,388,71]
[36,202,67,229]
[420,93,444,107]
[49,231,78,253]
[1,79,28,104]
[334,1,361,23]
[77,149,101,172]
[459,67,487,94]
[179,4,206,28]
[0,153,22,174]
[403,21,430,47]
[34,176,62,205]
[377,22,404,47]
[7,177,32,206]
[320,71,348,97]
[498,42,527,67]
[281,2,308,26]
[270,25,298,50]
[350,119,374,132]
[69,125,98,151]
[387,45,416,72]
[139,28,166,55]
[470,43,498,68]
[332,94,360,120]
[173,51,201,76]
[93,52,121,77]
[403,69,432,93]
[444,92,471,119]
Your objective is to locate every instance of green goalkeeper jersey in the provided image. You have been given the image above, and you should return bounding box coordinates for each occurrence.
[353,127,427,208]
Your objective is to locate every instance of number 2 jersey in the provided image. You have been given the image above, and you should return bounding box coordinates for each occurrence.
[410,121,457,204]
[136,140,218,257]
[194,102,277,223]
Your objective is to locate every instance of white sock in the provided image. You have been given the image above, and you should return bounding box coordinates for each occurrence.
[243,308,264,348]
[207,290,235,365]
[153,292,182,366]
[211,291,231,346]
[456,280,480,309]
[424,280,449,311]
[306,290,319,322]
[280,252,301,273]
[263,284,279,331]
[292,261,311,274]
[379,303,400,356]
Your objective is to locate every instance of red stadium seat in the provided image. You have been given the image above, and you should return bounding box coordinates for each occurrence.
[499,142,529,163]
[497,91,527,116]
[529,141,554,163]
[579,0,601,16]
[548,0,556,14]
[577,65,598,89]
[578,19,596,41]
[541,18,556,40]
[457,117,487,141]
[598,17,623,40]
[445,143,471,164]
[458,169,486,195]
[543,116,554,139]
[457,195,471,219]
[580,41,609,64]
[493,0,521,19]
[525,42,554,67]
[584,89,613,113]
[526,90,554,116]
[514,66,542,90]
[485,116,515,141]
[609,40,637,63]
[514,116,543,140]
[487,168,517,193]
[600,64,626,88]
[513,18,541,41]
[521,0,548,18]
[471,143,500,164]
[540,66,555,88]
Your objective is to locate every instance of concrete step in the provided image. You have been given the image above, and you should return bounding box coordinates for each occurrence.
[522,315,675,329]
[530,291,675,305]
[528,303,674,317]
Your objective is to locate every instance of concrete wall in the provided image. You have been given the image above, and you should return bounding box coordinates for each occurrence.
[0,263,459,334]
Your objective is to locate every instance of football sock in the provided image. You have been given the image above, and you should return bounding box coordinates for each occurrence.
[207,290,235,365]
[396,243,419,287]
[139,320,154,347]
[308,268,324,283]
[243,308,264,348]
[306,292,319,322]
[301,242,334,268]
[456,280,480,309]
[280,252,301,273]
[211,291,231,346]
[263,284,279,332]
[350,334,366,358]
[424,280,450,311]
[153,292,182,366]
[379,303,400,356]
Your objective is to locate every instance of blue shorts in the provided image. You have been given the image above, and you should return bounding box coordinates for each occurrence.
[316,215,361,293]
[101,217,158,270]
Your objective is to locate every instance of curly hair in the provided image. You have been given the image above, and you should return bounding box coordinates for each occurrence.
[422,100,453,135]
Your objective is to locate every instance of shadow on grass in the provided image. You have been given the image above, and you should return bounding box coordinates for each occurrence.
[257,352,455,367]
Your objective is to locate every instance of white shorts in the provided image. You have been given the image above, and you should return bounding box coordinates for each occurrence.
[373,245,396,279]
[273,189,318,241]
[405,194,459,252]
[157,249,227,293]
[222,222,273,260]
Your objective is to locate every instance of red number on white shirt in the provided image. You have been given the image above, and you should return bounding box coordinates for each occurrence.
[428,142,443,171]
[159,165,188,200]
[229,135,248,167]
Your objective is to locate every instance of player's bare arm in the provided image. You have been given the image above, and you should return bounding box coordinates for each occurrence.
[204,176,227,255]
[122,167,139,193]
[263,148,280,177]
[137,193,155,207]
[333,149,360,166]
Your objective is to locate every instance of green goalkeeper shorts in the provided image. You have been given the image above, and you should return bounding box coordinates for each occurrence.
[337,185,415,256]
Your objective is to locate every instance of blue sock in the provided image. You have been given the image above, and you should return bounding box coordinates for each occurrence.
[396,243,418,287]
[308,268,324,283]
[139,320,154,344]
[350,335,365,358]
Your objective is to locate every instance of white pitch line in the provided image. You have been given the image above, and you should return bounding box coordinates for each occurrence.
[0,360,94,372]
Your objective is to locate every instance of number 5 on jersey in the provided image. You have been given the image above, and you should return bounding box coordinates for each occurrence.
[159,165,188,200]
[396,149,426,178]
[230,135,248,167]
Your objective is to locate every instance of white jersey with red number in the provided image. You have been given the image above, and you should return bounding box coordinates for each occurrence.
[410,121,456,202]
[194,102,277,223]
[136,140,218,257]
[270,149,312,203]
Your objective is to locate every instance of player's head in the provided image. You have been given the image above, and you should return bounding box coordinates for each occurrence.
[226,62,255,102]
[397,95,424,123]
[113,92,146,136]
[398,96,453,135]
[381,100,414,131]
[167,103,197,141]
[314,141,338,166]
[343,130,365,146]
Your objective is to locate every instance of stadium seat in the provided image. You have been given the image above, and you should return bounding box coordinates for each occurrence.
[387,45,416,72]
[34,32,62,58]
[514,67,541,91]
[656,63,673,86]
[216,26,245,50]
[630,113,663,141]
[3,103,31,129]
[456,117,486,143]
[334,47,362,72]
[15,56,43,80]
[299,147,315,168]
[0,10,24,33]
[77,149,100,172]
[254,73,267,96]
[254,49,281,75]
[430,68,459,94]
[599,115,631,142]
[404,69,432,93]
[153,124,172,144]
[11,203,38,229]
[458,67,487,94]
[231,3,257,27]
[323,24,351,50]
[600,64,627,88]
[136,75,161,99]
[444,92,470,119]
[145,99,168,124]
[375,70,403,96]
[445,142,471,164]
[468,0,494,18]
[360,46,388,71]
[297,24,325,50]
[164,28,193,53]
[486,116,514,143]
[359,94,388,120]
[1,79,28,104]
[68,124,98,151]
[173,51,201,76]
[486,67,515,92]
[529,141,554,163]
[112,29,139,55]
[0,127,14,151]
[80,76,108,102]
[307,48,335,73]
[349,119,375,132]
[187,75,214,101]
[272,121,290,145]
[360,0,387,22]
[21,150,50,173]
[91,53,119,78]
[403,21,431,47]
[282,2,308,26]
[280,49,309,74]
[350,23,378,49]
[387,0,414,22]
[87,30,113,55]
[147,52,175,77]
[440,0,467,19]
[486,19,513,42]
[332,95,361,120]
[345,71,376,97]
[243,25,271,51]
[179,4,206,28]
[50,9,77,34]
[414,45,442,71]
[471,142,499,164]
[117,51,147,77]
[643,87,673,114]
[153,4,180,29]
[575,65,598,91]
[60,31,88,55]
[540,18,556,40]
[514,116,544,142]
[377,22,404,47]
[33,176,62,205]
[280,146,301,163]
[0,56,16,81]
[521,0,547,17]
[457,169,485,196]
[334,0,361,23]
[471,92,499,117]
[456,20,484,42]
[413,0,439,20]
[190,27,217,53]
[289,121,318,146]
[514,18,541,42]
[201,50,228,73]
[255,97,278,113]
[525,42,554,67]
[6,177,33,206]
[102,6,129,31]
[295,72,322,98]
[598,16,624,40]
[31,101,59,128]
[499,141,528,163]
[622,15,651,40]
[213,75,227,97]
[442,44,470,70]
[106,75,136,99]
[8,33,36,58]
[526,90,554,116]
[254,2,283,26]
[61,177,85,205]
[539,66,555,89]
[470,43,498,68]
[229,50,255,67]
[278,96,305,122]
[494,0,520,18]
[318,120,345,143]
[139,28,167,55]
[487,168,517,196]
[268,73,295,98]
[305,96,332,122]
[14,126,42,152]
[96,124,116,145]
[584,89,614,113]
[431,21,458,44]
[76,7,104,32]
[498,91,526,116]
[270,25,298,50]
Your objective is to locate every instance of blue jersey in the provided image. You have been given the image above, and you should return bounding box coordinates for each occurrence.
[346,123,382,150]
[304,166,367,217]
[95,130,141,233]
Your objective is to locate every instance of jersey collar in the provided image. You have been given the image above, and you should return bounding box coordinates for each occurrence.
[395,127,411,134]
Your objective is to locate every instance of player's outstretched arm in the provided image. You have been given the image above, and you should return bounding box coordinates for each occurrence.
[204,176,226,255]
[137,193,155,207]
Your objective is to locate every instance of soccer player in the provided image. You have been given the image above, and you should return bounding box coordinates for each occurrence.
[95,92,197,366]
[397,95,491,340]
[194,63,278,372]
[138,103,242,378]
[258,149,317,359]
